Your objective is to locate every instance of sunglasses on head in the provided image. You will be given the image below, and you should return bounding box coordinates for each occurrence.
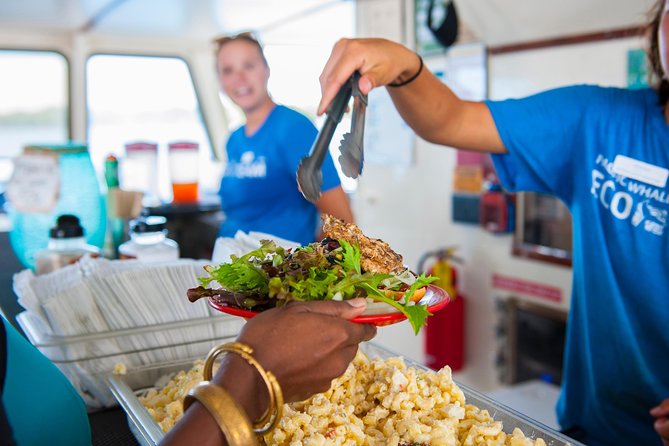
[213,32,260,49]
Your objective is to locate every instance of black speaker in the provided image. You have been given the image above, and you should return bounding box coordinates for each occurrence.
[427,0,459,50]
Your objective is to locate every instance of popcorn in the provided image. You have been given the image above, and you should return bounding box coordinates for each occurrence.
[113,362,127,375]
[140,354,548,446]
[266,353,547,446]
[139,360,209,432]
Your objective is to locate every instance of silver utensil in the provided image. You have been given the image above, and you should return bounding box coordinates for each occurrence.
[338,72,367,179]
[297,74,355,203]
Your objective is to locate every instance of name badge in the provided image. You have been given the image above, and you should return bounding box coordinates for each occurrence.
[612,155,668,188]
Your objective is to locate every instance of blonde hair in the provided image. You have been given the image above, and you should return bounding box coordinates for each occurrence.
[212,31,268,67]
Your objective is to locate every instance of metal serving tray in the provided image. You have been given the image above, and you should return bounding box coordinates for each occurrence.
[107,342,585,446]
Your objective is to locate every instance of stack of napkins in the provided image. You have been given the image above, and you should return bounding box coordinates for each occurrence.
[13,256,245,407]
[14,256,215,334]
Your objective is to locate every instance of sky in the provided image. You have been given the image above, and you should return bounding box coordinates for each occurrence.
[0,52,67,113]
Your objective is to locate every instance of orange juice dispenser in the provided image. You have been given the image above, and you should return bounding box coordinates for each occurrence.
[168,141,199,203]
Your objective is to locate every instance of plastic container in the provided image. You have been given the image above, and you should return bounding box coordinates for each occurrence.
[118,215,179,262]
[7,143,106,270]
[122,142,160,206]
[34,214,101,275]
[16,311,245,409]
[168,141,199,203]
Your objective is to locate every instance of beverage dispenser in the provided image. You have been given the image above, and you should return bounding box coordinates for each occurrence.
[5,143,106,269]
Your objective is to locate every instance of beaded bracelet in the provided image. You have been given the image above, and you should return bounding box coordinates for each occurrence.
[387,53,424,88]
[203,342,284,435]
[183,382,259,446]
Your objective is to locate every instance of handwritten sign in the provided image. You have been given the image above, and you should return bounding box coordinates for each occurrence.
[5,153,60,213]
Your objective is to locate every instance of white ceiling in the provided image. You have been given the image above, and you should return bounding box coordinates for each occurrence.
[0,0,348,42]
[0,0,658,46]
[454,0,655,47]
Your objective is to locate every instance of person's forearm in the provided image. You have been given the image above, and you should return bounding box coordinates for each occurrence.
[159,355,266,446]
[316,186,354,240]
[386,53,505,153]
[388,69,458,142]
[160,402,228,446]
[388,71,504,152]
[211,354,268,421]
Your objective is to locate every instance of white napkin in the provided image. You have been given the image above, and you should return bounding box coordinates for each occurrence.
[12,256,245,409]
[211,230,300,264]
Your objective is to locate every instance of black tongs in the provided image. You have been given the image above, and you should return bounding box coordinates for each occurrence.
[297,72,368,203]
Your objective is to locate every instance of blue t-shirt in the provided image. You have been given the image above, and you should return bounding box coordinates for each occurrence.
[218,105,341,246]
[487,85,669,446]
[1,317,91,445]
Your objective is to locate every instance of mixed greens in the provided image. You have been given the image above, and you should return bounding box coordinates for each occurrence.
[189,238,437,334]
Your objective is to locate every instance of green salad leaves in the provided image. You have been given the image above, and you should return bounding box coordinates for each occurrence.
[198,239,437,334]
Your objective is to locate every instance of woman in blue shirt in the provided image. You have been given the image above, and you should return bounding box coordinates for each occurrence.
[214,33,353,246]
[316,1,669,446]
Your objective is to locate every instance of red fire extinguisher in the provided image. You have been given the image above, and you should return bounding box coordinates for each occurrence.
[419,247,465,372]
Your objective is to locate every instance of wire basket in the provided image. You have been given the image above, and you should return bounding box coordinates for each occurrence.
[17,311,244,409]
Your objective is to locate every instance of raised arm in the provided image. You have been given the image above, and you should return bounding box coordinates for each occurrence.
[319,38,507,154]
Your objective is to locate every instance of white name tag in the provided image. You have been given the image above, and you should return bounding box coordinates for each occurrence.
[612,155,668,188]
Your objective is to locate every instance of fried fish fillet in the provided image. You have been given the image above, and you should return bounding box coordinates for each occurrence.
[322,214,404,274]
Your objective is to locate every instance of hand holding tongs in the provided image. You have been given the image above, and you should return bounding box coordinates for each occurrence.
[297,72,368,203]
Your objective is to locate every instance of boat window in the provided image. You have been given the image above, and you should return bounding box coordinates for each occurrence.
[0,50,69,188]
[86,55,216,201]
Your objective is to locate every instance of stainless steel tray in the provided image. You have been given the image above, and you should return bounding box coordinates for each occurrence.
[107,342,585,446]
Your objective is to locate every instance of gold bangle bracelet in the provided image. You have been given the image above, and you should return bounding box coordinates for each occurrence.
[183,382,259,446]
[203,342,284,435]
